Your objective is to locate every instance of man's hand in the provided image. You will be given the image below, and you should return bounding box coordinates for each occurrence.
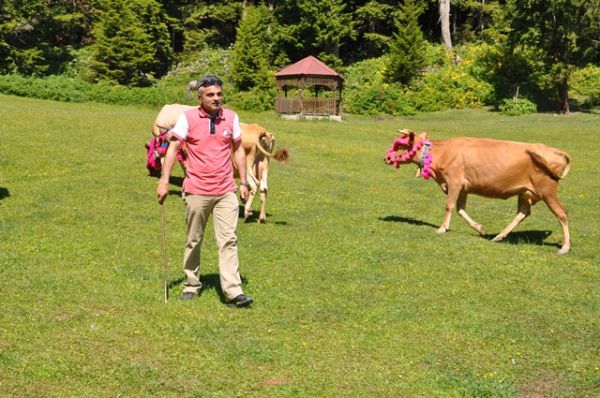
[157,181,169,204]
[239,182,249,201]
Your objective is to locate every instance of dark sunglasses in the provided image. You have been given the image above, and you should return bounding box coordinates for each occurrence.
[197,75,223,89]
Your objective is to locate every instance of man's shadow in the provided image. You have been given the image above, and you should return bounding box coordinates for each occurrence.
[0,187,9,203]
[167,273,249,304]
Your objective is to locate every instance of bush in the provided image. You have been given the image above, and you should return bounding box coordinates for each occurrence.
[570,64,600,107]
[408,65,494,112]
[346,83,416,116]
[342,44,497,116]
[343,57,415,116]
[498,97,537,116]
[0,74,168,106]
[228,87,275,112]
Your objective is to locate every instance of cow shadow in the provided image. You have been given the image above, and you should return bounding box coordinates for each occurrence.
[482,230,560,248]
[237,205,279,224]
[169,176,184,187]
[379,215,439,229]
[0,187,9,202]
[168,189,182,198]
[148,174,184,187]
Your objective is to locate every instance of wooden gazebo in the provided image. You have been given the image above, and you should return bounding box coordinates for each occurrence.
[275,56,344,119]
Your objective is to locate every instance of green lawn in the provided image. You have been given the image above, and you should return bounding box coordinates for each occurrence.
[1,94,599,397]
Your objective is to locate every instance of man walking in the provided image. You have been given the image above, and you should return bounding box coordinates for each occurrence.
[156,75,253,307]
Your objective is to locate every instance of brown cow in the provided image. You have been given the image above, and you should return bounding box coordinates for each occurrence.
[384,129,572,254]
[146,104,288,222]
[145,104,193,175]
[233,123,289,223]
[152,104,193,138]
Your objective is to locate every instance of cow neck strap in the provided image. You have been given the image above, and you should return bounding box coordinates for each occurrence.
[417,141,433,180]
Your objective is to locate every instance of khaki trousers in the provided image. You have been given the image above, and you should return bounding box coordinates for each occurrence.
[182,191,244,300]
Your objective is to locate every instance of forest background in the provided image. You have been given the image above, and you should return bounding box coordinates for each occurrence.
[1,0,600,116]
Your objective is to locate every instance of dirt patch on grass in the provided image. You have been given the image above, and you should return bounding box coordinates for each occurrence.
[261,376,287,386]
[518,371,572,397]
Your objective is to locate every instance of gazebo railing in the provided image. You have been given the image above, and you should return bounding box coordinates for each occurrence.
[276,97,340,115]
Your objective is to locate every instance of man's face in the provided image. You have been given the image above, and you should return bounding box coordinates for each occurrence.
[198,85,222,115]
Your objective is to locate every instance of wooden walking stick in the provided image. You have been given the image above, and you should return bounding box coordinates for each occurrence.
[160,202,168,303]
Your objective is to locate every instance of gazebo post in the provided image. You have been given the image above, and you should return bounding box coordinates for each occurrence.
[299,78,304,115]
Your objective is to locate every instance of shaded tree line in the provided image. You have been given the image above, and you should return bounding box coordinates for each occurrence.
[1,0,599,112]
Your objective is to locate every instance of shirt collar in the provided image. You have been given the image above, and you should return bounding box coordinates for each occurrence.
[198,107,224,120]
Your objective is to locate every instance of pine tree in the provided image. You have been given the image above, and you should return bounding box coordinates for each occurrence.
[386,0,427,85]
[0,0,95,75]
[89,0,171,86]
[230,4,275,92]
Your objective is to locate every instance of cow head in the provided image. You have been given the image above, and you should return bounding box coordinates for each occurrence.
[384,129,429,169]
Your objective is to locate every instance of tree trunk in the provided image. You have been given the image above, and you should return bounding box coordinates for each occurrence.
[560,77,570,114]
[439,0,452,49]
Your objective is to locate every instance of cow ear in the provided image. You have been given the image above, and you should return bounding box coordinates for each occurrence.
[408,131,415,145]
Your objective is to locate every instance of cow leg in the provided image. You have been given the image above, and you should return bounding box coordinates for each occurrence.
[259,189,268,223]
[456,192,485,235]
[244,174,258,220]
[543,194,570,254]
[437,185,461,234]
[492,195,532,242]
[258,166,269,223]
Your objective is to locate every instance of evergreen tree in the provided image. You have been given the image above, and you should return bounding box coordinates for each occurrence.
[506,0,600,113]
[386,0,427,85]
[230,4,275,92]
[353,0,396,59]
[182,1,243,52]
[89,0,171,86]
[297,0,356,67]
[0,0,94,75]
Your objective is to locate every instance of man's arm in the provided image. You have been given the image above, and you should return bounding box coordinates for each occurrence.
[156,138,181,204]
[232,140,249,201]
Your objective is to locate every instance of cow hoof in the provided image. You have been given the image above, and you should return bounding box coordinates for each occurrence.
[435,227,447,235]
[259,218,266,224]
[557,247,570,255]
[491,234,505,242]
[474,224,485,235]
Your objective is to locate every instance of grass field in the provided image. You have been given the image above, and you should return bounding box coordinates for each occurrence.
[1,93,599,397]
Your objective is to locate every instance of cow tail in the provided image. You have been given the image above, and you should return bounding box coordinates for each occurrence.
[255,139,277,158]
[557,150,573,179]
[527,149,572,180]
[274,148,289,162]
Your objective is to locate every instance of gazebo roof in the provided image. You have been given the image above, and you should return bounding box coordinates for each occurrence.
[275,55,342,79]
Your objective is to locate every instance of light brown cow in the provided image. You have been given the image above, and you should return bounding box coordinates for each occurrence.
[384,129,572,254]
[152,104,193,138]
[233,123,289,223]
[146,104,288,222]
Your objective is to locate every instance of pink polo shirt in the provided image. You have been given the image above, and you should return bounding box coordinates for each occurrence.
[171,106,241,196]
